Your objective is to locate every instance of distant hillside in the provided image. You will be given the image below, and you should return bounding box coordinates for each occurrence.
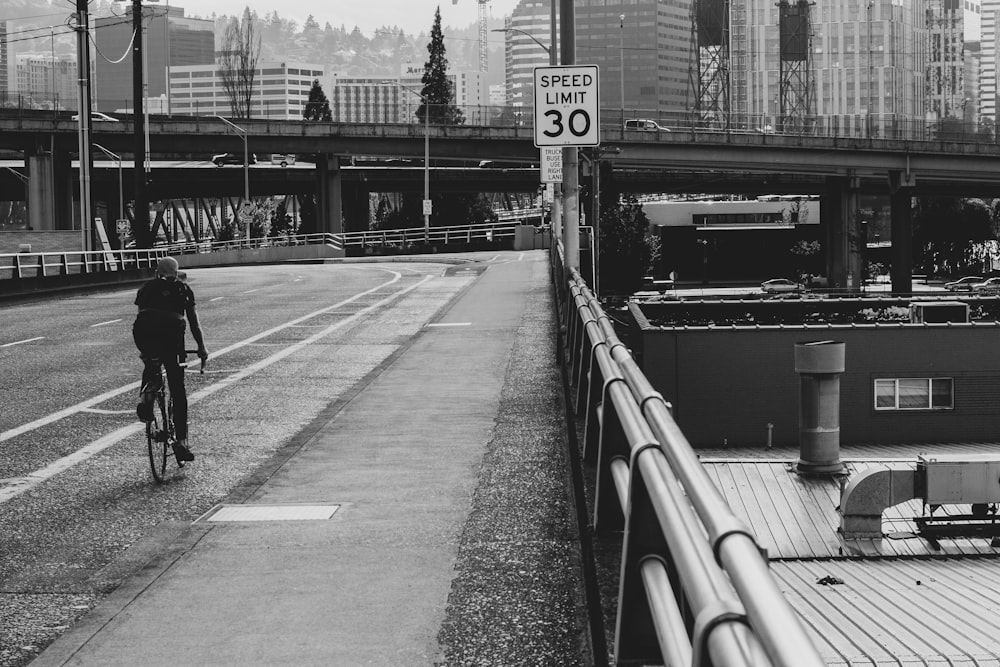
[2,1,508,88]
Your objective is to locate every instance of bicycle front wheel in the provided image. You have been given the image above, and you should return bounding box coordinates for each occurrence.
[146,393,170,483]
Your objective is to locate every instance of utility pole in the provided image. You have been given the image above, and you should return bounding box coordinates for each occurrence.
[74,0,94,252]
[132,0,149,246]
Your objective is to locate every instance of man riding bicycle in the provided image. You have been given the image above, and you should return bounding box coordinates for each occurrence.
[134,257,208,463]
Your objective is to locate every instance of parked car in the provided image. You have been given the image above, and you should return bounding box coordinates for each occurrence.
[761,278,802,294]
[973,277,1000,294]
[271,153,296,167]
[212,152,257,167]
[944,276,984,291]
[71,111,118,122]
[624,118,671,132]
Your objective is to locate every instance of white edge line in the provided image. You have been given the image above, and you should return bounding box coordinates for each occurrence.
[91,319,123,328]
[0,272,431,504]
[1,336,45,348]
[426,322,472,327]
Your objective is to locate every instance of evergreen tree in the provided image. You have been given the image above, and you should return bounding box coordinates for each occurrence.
[303,80,332,121]
[419,6,464,126]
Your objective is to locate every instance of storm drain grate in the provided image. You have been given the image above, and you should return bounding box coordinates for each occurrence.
[199,504,340,522]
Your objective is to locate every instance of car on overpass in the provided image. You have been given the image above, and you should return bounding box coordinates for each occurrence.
[212,152,257,167]
[944,275,984,291]
[71,111,118,122]
[761,278,803,294]
[624,118,671,132]
[973,277,1000,294]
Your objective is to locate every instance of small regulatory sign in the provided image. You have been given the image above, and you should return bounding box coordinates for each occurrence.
[540,146,563,183]
[533,65,600,147]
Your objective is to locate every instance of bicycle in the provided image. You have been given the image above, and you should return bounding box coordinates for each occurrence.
[141,349,205,483]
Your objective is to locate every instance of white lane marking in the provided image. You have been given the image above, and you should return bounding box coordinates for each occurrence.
[242,289,259,294]
[1,337,45,348]
[0,423,146,502]
[81,408,133,415]
[426,322,471,327]
[210,296,225,302]
[518,253,525,261]
[1,271,405,445]
[91,319,122,328]
[0,273,429,504]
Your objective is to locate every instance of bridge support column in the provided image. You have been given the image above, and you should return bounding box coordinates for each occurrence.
[888,170,915,294]
[316,154,343,235]
[341,184,369,233]
[26,146,72,233]
[823,175,862,291]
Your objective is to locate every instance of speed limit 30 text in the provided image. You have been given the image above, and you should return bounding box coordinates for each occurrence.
[537,73,595,105]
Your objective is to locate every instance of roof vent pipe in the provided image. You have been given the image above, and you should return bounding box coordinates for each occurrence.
[794,340,846,474]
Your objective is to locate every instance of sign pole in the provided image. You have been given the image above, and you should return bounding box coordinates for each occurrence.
[560,0,578,272]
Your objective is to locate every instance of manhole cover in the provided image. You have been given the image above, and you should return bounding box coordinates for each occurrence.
[200,504,340,522]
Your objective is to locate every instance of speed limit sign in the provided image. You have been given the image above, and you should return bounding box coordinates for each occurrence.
[533,65,600,147]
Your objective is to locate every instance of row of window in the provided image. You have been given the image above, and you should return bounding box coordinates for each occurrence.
[875,377,953,411]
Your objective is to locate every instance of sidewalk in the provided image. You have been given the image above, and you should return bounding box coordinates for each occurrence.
[32,252,593,666]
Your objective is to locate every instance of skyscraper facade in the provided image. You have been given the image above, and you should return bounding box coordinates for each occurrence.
[94,5,214,113]
[0,22,8,101]
[981,0,1000,124]
[731,0,926,135]
[501,0,693,123]
[927,0,981,122]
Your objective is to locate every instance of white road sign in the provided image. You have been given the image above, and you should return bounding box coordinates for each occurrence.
[533,65,600,147]
[540,147,563,182]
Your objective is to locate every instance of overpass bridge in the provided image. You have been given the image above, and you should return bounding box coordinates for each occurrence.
[5,112,1000,291]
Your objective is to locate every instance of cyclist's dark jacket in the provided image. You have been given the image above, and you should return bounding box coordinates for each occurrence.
[133,277,204,355]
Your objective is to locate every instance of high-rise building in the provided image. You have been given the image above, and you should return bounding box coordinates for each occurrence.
[981,0,1000,124]
[500,0,693,122]
[169,62,325,119]
[93,5,214,112]
[15,53,76,109]
[729,0,927,135]
[0,22,8,101]
[927,0,981,122]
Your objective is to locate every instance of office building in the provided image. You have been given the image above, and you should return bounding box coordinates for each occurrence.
[15,53,76,109]
[500,0,693,121]
[726,0,927,135]
[169,62,325,119]
[0,22,8,102]
[94,5,214,113]
[329,67,490,125]
[982,0,1000,124]
[927,0,981,122]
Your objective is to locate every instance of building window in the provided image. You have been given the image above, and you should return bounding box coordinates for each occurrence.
[874,378,954,410]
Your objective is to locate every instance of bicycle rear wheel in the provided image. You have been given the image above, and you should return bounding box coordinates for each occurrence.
[146,392,170,482]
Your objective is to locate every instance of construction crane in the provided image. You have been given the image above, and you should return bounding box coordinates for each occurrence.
[453,0,490,72]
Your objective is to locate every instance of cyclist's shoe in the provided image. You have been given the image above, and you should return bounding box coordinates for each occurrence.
[173,440,195,463]
[136,399,154,423]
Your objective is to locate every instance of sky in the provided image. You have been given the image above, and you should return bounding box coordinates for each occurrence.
[179,0,523,37]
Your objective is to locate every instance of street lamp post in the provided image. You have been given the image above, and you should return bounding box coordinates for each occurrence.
[385,82,430,244]
[93,143,123,226]
[214,115,250,241]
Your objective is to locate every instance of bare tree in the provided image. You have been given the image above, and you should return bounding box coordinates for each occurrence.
[220,9,261,118]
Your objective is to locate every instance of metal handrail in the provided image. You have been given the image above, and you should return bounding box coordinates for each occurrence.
[559,264,825,666]
[0,247,167,279]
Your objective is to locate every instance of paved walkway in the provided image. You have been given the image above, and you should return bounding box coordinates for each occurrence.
[33,252,593,666]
